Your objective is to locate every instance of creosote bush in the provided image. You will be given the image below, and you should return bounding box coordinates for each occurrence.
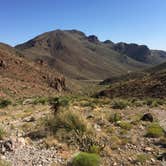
[71,152,100,166]
[0,99,12,109]
[111,100,129,109]
[146,123,165,138]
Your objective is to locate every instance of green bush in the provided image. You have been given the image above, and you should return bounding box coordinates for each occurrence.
[0,160,11,166]
[0,99,12,108]
[0,127,6,140]
[45,110,87,135]
[109,113,122,123]
[117,121,132,130]
[146,123,165,138]
[72,152,100,166]
[111,100,129,109]
[33,97,49,105]
[32,96,70,106]
[48,96,70,107]
[143,98,165,107]
[136,154,149,164]
[89,145,101,154]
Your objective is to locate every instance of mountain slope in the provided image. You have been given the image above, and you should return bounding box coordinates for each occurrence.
[0,43,65,98]
[98,62,166,98]
[16,30,152,80]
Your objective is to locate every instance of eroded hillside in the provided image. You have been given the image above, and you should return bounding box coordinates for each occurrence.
[0,43,65,98]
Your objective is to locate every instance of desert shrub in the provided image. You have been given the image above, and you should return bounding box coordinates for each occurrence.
[45,110,87,135]
[111,100,129,109]
[0,127,6,140]
[106,126,115,134]
[143,98,165,107]
[71,152,100,166]
[131,114,142,125]
[32,96,71,106]
[110,135,122,150]
[136,154,150,164]
[80,101,95,108]
[117,121,132,130]
[109,113,122,123]
[89,145,101,154]
[0,160,11,166]
[0,99,12,108]
[48,96,70,107]
[146,123,165,138]
[76,134,105,154]
[130,99,144,107]
[33,97,49,105]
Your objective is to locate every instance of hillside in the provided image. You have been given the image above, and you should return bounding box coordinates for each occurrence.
[0,43,65,98]
[16,30,155,80]
[98,62,166,98]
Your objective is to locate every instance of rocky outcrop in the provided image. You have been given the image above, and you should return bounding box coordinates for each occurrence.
[43,75,66,92]
[87,35,99,44]
[113,42,151,63]
[0,59,7,68]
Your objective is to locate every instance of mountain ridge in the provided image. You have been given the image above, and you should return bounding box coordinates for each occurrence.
[15,29,166,80]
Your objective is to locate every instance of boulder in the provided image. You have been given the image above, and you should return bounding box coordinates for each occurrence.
[141,113,153,122]
[0,140,13,154]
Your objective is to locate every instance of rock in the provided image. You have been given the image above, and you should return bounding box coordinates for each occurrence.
[94,124,101,131]
[141,113,153,122]
[144,147,153,152]
[86,114,94,119]
[113,162,117,166]
[23,99,34,105]
[157,153,166,161]
[151,158,155,163]
[0,140,13,154]
[0,59,7,68]
[23,116,35,122]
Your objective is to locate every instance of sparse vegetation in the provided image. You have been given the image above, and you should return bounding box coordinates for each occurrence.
[110,135,122,150]
[45,110,87,135]
[117,121,132,130]
[111,99,129,109]
[143,98,165,107]
[71,152,100,166]
[89,145,101,154]
[109,113,122,123]
[33,97,49,105]
[0,127,6,140]
[136,154,150,164]
[146,123,165,138]
[0,160,11,166]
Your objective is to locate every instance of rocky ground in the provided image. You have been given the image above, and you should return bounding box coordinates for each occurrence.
[0,97,166,166]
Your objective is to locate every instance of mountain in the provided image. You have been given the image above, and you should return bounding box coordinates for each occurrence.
[111,42,166,65]
[0,43,65,98]
[16,29,158,80]
[98,62,166,98]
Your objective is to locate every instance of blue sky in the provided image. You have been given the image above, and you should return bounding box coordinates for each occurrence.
[0,0,166,50]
